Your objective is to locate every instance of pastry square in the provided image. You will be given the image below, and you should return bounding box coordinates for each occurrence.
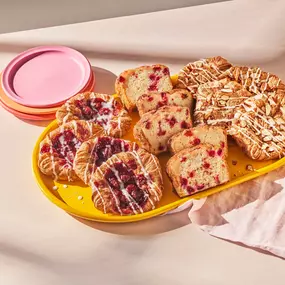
[90,150,163,215]
[166,144,230,197]
[74,137,139,184]
[177,56,232,97]
[168,125,227,156]
[229,96,285,160]
[133,106,192,154]
[194,78,252,130]
[56,92,132,137]
[136,89,193,117]
[115,64,173,111]
[38,120,105,181]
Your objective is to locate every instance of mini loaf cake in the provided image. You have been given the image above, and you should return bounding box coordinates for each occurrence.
[136,89,193,117]
[166,144,230,197]
[74,137,139,184]
[56,92,132,137]
[177,56,232,97]
[194,78,252,131]
[90,150,163,215]
[115,64,173,111]
[133,106,192,154]
[38,120,105,181]
[168,126,227,156]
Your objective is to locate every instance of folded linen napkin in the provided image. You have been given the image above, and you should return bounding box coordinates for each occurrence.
[188,166,285,258]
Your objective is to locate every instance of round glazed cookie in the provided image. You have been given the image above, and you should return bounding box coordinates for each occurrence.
[74,136,139,184]
[56,92,132,137]
[90,150,163,215]
[38,120,105,181]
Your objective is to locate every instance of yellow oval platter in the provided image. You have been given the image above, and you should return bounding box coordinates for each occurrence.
[32,76,285,223]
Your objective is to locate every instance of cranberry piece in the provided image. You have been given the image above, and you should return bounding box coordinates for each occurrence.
[217,149,223,156]
[127,159,137,170]
[75,99,84,108]
[126,184,137,193]
[157,121,166,136]
[215,175,220,184]
[148,84,158,91]
[119,76,125,83]
[185,130,193,136]
[108,177,120,188]
[181,121,189,129]
[203,162,210,169]
[158,145,165,151]
[145,121,151,129]
[208,150,216,157]
[157,101,166,108]
[161,92,168,101]
[180,157,187,162]
[181,93,188,99]
[136,174,147,186]
[166,117,177,128]
[221,141,225,148]
[99,108,111,115]
[189,171,195,178]
[196,184,205,190]
[121,174,132,183]
[153,66,162,72]
[40,144,50,154]
[149,74,156,81]
[148,96,154,102]
[193,138,201,145]
[163,67,169,75]
[180,177,188,188]
[187,186,195,194]
[63,130,74,143]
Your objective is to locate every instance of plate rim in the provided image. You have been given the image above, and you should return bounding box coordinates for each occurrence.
[32,119,285,223]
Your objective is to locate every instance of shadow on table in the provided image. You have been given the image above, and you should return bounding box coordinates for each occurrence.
[72,209,191,236]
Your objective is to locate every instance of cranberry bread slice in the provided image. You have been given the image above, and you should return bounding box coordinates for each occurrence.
[166,144,230,197]
[177,56,232,97]
[136,89,193,117]
[168,126,228,156]
[115,64,173,111]
[133,106,192,155]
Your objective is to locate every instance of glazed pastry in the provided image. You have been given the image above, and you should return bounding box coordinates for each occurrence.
[168,126,228,156]
[56,92,132,137]
[90,150,163,215]
[115,64,173,111]
[38,120,105,181]
[229,96,285,160]
[74,137,139,184]
[136,89,193,117]
[166,144,230,197]
[133,106,192,154]
[177,56,232,97]
[194,78,252,131]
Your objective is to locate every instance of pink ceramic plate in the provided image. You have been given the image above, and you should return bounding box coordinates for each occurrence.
[1,46,91,108]
[0,99,55,121]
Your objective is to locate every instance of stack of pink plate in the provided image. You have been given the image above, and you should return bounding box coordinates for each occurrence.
[0,46,95,120]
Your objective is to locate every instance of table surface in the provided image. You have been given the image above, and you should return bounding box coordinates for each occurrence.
[1,1,285,284]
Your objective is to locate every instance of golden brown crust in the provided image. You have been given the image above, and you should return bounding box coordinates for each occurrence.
[177,56,232,97]
[38,120,105,181]
[168,126,228,156]
[56,92,131,138]
[90,150,163,215]
[133,106,192,154]
[115,64,173,111]
[73,137,139,184]
[136,89,193,117]
[166,144,230,197]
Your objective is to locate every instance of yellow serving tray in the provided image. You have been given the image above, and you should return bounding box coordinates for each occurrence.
[32,76,285,223]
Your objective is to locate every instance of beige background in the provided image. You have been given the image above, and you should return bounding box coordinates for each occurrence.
[1,1,285,285]
[0,0,228,34]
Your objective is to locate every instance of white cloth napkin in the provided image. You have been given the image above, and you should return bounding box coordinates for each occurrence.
[188,166,285,259]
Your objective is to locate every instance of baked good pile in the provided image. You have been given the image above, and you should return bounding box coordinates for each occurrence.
[38,58,285,215]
